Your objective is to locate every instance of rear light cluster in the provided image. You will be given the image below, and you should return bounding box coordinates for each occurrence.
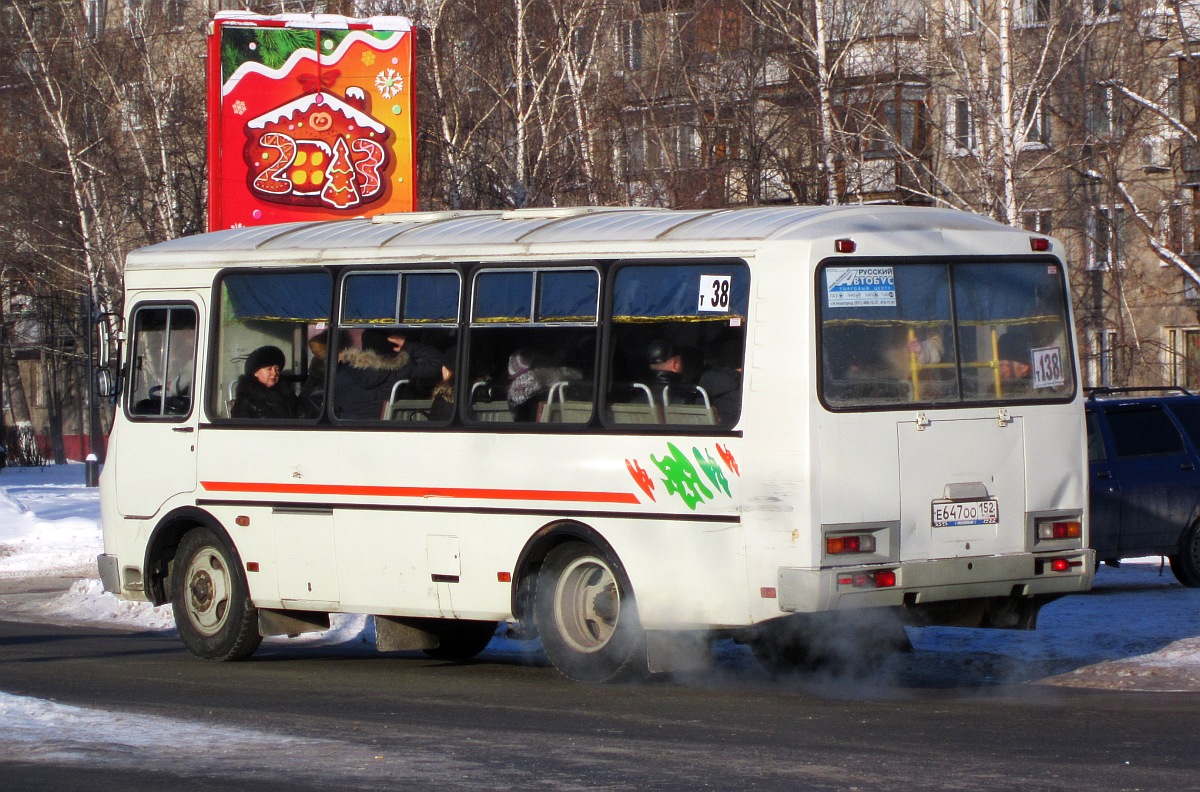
[1036,520,1082,541]
[1037,556,1084,574]
[837,570,897,589]
[826,534,877,555]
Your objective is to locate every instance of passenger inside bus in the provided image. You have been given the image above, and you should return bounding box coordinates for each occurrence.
[231,345,298,419]
[429,347,457,422]
[506,348,583,422]
[335,329,441,419]
[298,329,335,418]
[698,339,743,424]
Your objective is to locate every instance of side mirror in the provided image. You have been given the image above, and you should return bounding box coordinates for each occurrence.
[96,367,119,398]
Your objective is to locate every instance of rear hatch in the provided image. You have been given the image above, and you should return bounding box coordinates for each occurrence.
[897,414,1026,561]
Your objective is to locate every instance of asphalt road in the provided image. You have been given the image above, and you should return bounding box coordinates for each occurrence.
[1,617,1197,791]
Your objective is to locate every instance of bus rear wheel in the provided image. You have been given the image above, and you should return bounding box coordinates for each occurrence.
[534,541,645,682]
[170,527,262,661]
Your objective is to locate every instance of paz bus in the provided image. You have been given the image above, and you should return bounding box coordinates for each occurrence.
[97,205,1093,681]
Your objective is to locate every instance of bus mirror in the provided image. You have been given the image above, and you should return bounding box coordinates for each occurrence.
[95,367,119,398]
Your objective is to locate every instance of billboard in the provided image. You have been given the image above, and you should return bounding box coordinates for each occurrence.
[207,12,416,231]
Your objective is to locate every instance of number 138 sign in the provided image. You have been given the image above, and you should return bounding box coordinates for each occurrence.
[1032,345,1065,389]
[698,275,732,313]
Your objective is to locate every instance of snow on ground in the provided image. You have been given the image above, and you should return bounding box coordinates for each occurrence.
[1,462,1199,690]
[1,462,1199,774]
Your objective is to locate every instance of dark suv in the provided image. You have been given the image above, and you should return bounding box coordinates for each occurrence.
[1087,388,1200,586]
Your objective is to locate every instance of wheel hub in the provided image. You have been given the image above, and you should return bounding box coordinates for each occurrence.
[190,571,214,611]
[592,586,618,622]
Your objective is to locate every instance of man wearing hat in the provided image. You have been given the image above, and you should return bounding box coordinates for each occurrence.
[645,339,685,387]
[231,345,298,419]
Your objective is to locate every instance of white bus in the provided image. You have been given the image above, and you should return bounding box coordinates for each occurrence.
[97,205,1093,681]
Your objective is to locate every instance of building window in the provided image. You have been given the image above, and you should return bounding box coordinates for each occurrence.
[1089,328,1117,388]
[1090,206,1127,270]
[1166,202,1187,257]
[951,97,975,152]
[1023,96,1051,147]
[951,0,980,33]
[1022,209,1053,235]
[1088,84,1122,139]
[1089,0,1122,19]
[1169,327,1200,390]
[1019,0,1051,25]
[671,123,699,169]
[618,19,643,71]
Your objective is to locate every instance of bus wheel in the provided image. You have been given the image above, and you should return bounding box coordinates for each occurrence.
[423,620,499,661]
[1169,522,1200,587]
[534,541,646,682]
[171,527,262,661]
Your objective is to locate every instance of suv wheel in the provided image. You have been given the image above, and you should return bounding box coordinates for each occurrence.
[1169,522,1200,588]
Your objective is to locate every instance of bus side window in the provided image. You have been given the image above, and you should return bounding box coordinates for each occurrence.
[127,305,196,419]
[606,263,748,427]
[336,270,460,423]
[467,268,598,426]
[214,271,332,421]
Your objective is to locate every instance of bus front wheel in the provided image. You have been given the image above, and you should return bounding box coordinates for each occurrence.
[534,541,645,682]
[170,527,262,661]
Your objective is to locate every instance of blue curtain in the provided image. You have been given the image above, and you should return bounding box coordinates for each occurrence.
[612,264,748,321]
[224,272,332,322]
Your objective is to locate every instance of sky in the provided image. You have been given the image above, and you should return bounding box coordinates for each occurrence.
[1,462,1199,775]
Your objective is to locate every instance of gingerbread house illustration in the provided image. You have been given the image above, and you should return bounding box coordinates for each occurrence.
[243,87,393,211]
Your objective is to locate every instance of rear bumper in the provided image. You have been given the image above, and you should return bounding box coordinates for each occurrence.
[777,549,1094,613]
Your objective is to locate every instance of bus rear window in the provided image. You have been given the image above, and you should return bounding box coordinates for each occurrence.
[819,260,1074,409]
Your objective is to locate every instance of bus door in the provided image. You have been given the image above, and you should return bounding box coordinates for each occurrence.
[114,300,201,518]
[897,415,1027,561]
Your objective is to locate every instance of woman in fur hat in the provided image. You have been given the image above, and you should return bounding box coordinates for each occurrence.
[334,328,441,419]
[231,345,298,419]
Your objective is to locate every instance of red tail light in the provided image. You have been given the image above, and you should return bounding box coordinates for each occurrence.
[827,534,877,555]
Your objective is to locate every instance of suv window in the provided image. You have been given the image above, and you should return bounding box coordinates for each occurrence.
[1164,401,1200,451]
[1105,406,1185,458]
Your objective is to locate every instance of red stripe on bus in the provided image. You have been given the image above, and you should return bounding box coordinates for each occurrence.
[200,480,640,505]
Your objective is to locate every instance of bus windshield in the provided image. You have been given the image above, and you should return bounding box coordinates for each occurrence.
[819,260,1074,408]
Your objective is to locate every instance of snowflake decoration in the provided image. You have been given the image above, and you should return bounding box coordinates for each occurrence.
[361,50,376,66]
[375,68,403,100]
[232,100,247,116]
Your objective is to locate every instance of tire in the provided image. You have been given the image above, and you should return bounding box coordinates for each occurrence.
[170,527,262,661]
[1169,522,1200,587]
[533,541,646,682]
[751,610,910,678]
[422,620,500,660]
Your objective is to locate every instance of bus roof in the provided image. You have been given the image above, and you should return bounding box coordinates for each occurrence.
[126,205,1050,271]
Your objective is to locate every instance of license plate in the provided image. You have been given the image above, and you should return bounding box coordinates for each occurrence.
[932,498,999,527]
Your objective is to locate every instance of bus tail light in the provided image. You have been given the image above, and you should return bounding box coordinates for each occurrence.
[836,570,896,589]
[827,534,877,555]
[1036,519,1082,541]
[835,238,857,253]
[1049,557,1082,572]
[1030,237,1051,252]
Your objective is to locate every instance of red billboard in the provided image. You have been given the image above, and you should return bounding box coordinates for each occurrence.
[207,12,416,231]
